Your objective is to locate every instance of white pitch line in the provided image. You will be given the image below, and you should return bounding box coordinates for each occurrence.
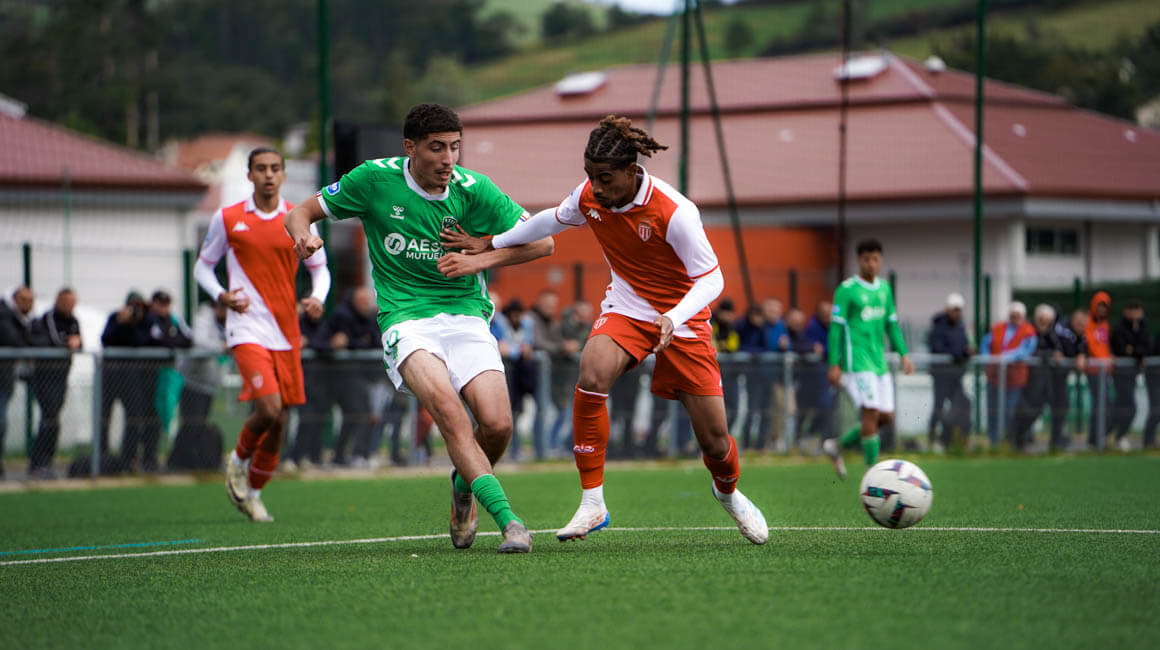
[4,525,1158,567]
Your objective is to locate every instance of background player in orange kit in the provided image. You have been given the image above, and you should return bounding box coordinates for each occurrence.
[441,115,767,545]
[194,146,330,522]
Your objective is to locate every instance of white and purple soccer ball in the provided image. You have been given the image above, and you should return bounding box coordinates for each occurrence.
[859,459,933,529]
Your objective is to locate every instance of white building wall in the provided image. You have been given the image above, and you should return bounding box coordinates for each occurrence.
[846,219,1016,345]
[1089,222,1152,285]
[0,202,193,316]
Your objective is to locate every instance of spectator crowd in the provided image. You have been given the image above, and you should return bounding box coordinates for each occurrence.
[2,282,1159,480]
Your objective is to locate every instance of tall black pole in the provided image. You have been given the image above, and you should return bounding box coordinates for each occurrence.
[837,0,851,282]
[691,0,754,308]
[678,0,691,194]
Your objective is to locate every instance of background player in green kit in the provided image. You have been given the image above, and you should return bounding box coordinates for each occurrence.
[822,239,914,479]
[284,104,553,553]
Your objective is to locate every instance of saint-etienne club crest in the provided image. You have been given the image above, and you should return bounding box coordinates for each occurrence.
[638,222,652,242]
[442,216,458,231]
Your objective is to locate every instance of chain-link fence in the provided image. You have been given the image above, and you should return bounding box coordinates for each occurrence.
[3,348,1158,479]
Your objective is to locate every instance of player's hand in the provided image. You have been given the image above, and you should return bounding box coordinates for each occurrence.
[440,226,492,255]
[827,365,842,387]
[300,296,323,320]
[293,233,324,259]
[652,315,674,353]
[437,252,486,278]
[330,331,349,350]
[221,288,250,314]
[901,355,915,375]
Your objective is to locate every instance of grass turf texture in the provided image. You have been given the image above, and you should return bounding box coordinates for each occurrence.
[2,455,1158,649]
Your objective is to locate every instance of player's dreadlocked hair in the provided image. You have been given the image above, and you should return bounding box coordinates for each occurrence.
[403,103,463,141]
[584,115,668,168]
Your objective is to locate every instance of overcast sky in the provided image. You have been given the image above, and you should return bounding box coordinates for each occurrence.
[593,0,741,16]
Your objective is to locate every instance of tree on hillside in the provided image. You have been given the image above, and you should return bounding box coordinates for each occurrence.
[542,1,597,40]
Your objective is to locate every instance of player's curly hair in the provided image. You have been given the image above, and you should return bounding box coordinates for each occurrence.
[403,103,462,141]
[584,115,668,168]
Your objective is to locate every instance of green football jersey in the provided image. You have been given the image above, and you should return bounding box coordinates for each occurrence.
[319,156,527,331]
[827,275,908,375]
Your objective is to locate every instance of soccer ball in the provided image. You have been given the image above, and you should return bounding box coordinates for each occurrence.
[859,459,933,529]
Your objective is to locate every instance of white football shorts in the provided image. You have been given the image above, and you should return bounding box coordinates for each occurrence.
[841,371,895,413]
[381,313,504,394]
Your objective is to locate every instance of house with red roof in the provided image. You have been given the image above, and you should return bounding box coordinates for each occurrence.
[0,95,206,315]
[456,52,1160,333]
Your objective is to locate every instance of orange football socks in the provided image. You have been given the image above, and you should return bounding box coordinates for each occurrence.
[235,424,261,461]
[702,435,740,494]
[248,448,279,491]
[572,386,610,489]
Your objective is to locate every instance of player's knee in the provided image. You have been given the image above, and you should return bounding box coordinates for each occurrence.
[477,411,513,438]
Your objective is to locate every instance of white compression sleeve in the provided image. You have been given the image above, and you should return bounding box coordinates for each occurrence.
[194,257,227,302]
[662,267,724,329]
[307,262,331,303]
[491,208,572,249]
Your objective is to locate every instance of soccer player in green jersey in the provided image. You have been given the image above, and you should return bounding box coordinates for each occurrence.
[822,239,914,479]
[284,104,553,553]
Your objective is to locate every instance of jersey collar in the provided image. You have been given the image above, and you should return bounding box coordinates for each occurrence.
[245,195,287,220]
[609,165,654,213]
[853,275,881,290]
[403,158,450,201]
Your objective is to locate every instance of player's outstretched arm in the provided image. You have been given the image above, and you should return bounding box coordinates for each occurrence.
[285,198,327,259]
[437,237,554,278]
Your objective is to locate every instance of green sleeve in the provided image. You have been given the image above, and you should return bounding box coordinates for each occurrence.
[885,284,909,356]
[827,284,846,367]
[464,170,528,236]
[319,161,374,220]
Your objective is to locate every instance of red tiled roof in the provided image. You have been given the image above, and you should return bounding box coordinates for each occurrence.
[0,113,205,191]
[171,132,273,173]
[457,53,1159,210]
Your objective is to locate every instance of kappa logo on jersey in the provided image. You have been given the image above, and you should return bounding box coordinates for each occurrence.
[587,208,602,221]
[592,316,608,330]
[390,205,406,220]
[232,221,250,233]
[638,223,652,241]
[325,181,341,196]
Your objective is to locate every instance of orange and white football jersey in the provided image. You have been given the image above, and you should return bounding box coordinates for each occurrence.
[555,167,719,339]
[198,196,328,350]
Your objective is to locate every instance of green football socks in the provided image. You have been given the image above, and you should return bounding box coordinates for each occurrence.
[861,435,880,466]
[839,425,861,450]
[471,473,522,530]
[452,470,471,495]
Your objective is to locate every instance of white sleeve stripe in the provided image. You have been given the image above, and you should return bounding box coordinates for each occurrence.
[316,194,334,219]
[832,315,848,324]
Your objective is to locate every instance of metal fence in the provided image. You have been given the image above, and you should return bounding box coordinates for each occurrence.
[2,348,1158,479]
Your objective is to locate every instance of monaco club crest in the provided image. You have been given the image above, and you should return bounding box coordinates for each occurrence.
[638,223,652,242]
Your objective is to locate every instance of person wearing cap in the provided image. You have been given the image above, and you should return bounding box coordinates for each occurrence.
[115,289,193,473]
[981,300,1038,448]
[927,292,973,452]
[99,290,156,473]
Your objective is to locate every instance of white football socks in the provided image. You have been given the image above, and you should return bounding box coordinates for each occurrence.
[581,485,605,508]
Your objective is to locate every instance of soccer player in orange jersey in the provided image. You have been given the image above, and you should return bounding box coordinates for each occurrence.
[441,116,768,544]
[193,147,331,522]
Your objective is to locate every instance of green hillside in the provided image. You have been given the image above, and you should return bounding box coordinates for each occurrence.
[468,0,1160,104]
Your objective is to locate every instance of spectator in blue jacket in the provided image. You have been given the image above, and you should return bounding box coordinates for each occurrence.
[927,292,974,451]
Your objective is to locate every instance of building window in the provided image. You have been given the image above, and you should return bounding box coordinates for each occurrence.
[1026,227,1079,255]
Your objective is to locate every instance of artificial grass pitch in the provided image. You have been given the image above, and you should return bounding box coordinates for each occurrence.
[2,455,1158,649]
